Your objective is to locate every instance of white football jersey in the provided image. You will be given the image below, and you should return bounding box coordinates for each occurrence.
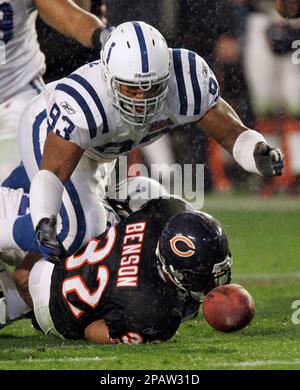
[0,0,45,104]
[43,48,220,161]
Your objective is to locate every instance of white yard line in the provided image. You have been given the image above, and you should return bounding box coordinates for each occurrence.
[214,359,300,367]
[0,356,117,364]
[234,272,300,281]
[2,357,300,368]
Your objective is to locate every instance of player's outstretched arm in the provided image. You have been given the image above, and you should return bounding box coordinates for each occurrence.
[198,97,247,154]
[34,0,107,48]
[84,320,114,344]
[275,0,300,18]
[29,133,84,262]
[198,98,284,177]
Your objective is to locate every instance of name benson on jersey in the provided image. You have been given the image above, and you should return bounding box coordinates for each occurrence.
[116,222,147,288]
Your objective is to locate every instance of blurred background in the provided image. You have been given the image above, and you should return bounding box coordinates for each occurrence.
[36,0,300,196]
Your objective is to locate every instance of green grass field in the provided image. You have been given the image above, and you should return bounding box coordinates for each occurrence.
[1,195,300,370]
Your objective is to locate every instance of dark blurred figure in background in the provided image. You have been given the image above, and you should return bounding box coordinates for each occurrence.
[104,0,178,45]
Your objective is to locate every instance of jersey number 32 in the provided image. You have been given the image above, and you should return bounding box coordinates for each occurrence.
[62,226,117,318]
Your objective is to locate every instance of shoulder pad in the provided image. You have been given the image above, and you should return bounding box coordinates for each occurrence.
[167,48,220,122]
[54,64,108,138]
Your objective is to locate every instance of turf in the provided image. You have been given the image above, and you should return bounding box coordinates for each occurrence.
[1,196,300,370]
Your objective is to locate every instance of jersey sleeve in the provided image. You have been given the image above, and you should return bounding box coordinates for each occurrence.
[167,48,220,126]
[44,72,106,150]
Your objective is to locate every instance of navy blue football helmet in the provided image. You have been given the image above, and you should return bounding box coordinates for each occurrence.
[156,210,232,300]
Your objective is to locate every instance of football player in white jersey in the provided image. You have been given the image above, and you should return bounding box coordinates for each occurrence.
[0,21,284,263]
[0,0,111,184]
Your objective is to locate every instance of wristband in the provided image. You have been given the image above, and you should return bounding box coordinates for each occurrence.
[232,130,266,175]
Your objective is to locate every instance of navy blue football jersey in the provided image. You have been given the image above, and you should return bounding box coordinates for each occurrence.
[49,198,193,343]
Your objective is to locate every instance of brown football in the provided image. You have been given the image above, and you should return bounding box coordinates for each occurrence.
[202,284,256,332]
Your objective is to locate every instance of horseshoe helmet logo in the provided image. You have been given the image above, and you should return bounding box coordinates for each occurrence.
[169,235,196,257]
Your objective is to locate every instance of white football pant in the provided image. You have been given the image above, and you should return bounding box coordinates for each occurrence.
[0,79,44,183]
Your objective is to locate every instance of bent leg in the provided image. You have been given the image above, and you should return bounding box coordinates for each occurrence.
[0,187,34,253]
[28,260,62,337]
[58,156,108,253]
[14,252,42,308]
[0,260,30,325]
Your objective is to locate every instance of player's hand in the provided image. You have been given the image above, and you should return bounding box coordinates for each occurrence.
[253,142,284,177]
[36,215,65,264]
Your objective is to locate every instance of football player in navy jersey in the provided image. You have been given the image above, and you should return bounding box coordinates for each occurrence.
[1,195,232,344]
[1,21,284,265]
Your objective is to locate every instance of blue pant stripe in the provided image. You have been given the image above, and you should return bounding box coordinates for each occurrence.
[13,214,40,252]
[18,195,29,216]
[1,163,30,192]
[32,110,47,164]
[64,181,86,254]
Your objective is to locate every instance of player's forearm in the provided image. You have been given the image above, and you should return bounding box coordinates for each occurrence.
[41,132,84,183]
[65,11,104,48]
[30,170,64,229]
[198,98,267,175]
[35,0,105,48]
[30,132,84,228]
[198,98,250,153]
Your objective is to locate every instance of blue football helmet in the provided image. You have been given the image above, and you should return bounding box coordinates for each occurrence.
[157,210,232,300]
